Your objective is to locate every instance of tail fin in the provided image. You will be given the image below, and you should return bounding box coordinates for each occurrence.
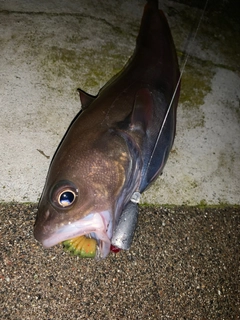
[146,0,158,9]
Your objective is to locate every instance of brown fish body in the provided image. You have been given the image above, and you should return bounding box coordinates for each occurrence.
[34,0,180,258]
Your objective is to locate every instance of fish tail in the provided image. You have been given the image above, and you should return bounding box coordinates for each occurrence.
[146,0,158,9]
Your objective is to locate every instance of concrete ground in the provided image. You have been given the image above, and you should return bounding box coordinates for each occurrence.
[0,203,239,319]
[0,0,239,205]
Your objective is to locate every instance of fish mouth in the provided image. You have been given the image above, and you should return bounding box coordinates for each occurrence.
[40,210,112,259]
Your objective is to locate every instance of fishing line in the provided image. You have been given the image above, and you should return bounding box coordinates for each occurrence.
[178,0,210,81]
[143,0,209,183]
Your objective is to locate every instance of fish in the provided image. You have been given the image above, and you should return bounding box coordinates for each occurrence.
[34,0,180,259]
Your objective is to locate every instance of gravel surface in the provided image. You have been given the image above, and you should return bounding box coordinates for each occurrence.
[0,203,239,319]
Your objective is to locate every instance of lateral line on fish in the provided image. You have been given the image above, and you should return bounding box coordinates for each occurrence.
[142,0,209,185]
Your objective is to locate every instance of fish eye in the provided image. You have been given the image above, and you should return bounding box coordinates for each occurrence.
[58,190,76,207]
[50,180,78,209]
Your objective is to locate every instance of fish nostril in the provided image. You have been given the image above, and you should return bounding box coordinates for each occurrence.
[35,209,50,223]
[44,210,50,219]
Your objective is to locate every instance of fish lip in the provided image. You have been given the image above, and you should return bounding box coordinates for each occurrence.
[40,210,112,259]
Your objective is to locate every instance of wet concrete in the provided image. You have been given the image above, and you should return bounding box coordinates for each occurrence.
[0,203,239,319]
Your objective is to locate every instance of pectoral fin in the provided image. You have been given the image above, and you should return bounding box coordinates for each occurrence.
[117,88,153,133]
[140,105,176,192]
[130,88,153,132]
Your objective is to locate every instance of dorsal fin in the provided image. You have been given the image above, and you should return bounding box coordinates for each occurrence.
[77,88,96,110]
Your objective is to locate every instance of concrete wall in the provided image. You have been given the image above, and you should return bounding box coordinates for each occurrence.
[0,0,239,204]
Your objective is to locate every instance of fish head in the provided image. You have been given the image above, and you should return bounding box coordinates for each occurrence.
[34,131,132,259]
